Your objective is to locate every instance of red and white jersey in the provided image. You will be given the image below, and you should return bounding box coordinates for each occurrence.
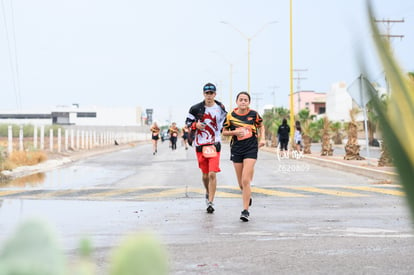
[194,103,226,146]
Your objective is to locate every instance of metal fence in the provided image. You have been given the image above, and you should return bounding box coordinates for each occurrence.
[1,125,151,154]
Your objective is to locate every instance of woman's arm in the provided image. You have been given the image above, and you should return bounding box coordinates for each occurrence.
[222,128,244,138]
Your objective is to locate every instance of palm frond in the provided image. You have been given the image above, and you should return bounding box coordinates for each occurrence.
[367,1,414,216]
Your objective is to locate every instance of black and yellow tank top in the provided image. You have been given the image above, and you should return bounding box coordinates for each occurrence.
[223,108,263,148]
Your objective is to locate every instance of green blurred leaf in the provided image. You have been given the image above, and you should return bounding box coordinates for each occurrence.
[109,232,168,275]
[0,219,66,275]
[70,238,96,275]
[366,1,414,216]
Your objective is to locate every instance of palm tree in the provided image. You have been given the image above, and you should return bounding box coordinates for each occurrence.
[373,94,393,167]
[262,109,277,147]
[301,120,312,154]
[308,118,324,142]
[344,108,365,160]
[297,109,310,125]
[330,121,343,145]
[320,116,333,156]
[365,93,392,166]
[296,109,312,154]
[366,99,379,146]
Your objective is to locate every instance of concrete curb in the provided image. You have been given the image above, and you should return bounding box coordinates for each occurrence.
[303,155,397,181]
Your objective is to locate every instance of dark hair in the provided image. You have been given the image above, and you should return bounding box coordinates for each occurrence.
[236,91,250,102]
[295,120,301,131]
[295,121,302,132]
[282,118,287,125]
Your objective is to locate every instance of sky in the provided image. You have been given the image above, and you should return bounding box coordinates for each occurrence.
[0,0,413,125]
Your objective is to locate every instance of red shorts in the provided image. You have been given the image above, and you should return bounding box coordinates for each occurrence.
[196,151,221,174]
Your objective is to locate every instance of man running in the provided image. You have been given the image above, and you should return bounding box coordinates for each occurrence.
[185,83,227,213]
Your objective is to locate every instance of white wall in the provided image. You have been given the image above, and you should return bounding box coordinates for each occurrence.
[73,107,140,126]
[0,105,143,126]
[326,82,353,122]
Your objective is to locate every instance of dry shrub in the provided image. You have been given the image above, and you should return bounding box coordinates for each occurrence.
[1,159,17,171]
[8,151,48,166]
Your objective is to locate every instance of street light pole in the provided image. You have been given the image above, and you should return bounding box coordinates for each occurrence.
[247,37,251,94]
[211,50,234,109]
[221,21,277,94]
[289,0,295,141]
[229,63,233,109]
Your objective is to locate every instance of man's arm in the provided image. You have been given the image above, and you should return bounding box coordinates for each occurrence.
[185,103,202,130]
[185,111,196,129]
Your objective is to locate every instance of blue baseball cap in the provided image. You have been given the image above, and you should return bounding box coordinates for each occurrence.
[203,83,216,92]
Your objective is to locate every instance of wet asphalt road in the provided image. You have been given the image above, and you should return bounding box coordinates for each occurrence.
[0,141,413,274]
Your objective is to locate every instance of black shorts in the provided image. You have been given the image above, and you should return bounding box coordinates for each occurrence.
[152,135,159,140]
[230,146,258,163]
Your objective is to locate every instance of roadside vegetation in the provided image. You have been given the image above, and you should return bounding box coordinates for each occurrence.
[0,124,53,174]
[0,151,47,172]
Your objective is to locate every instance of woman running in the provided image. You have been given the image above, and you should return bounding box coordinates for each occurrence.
[222,91,265,222]
[150,122,160,155]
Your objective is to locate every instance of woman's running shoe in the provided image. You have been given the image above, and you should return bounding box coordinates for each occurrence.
[240,209,250,222]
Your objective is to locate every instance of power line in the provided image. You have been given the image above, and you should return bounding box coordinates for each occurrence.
[251,92,263,112]
[374,18,404,94]
[268,85,279,107]
[9,0,22,108]
[293,69,307,92]
[0,0,21,109]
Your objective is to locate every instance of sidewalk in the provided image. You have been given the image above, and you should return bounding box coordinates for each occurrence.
[261,144,397,182]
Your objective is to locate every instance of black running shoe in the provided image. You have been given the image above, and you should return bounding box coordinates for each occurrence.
[249,197,252,206]
[240,209,249,222]
[206,202,215,213]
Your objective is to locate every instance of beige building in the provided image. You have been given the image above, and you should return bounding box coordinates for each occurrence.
[292,90,326,115]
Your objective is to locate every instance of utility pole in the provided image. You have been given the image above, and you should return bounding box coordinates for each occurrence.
[293,69,307,114]
[269,85,279,107]
[374,18,405,43]
[251,92,264,112]
[374,18,404,94]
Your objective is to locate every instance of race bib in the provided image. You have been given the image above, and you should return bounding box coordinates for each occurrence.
[237,127,253,141]
[202,145,217,158]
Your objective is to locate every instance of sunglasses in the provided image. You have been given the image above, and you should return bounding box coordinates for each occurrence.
[204,91,215,95]
[204,85,216,90]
